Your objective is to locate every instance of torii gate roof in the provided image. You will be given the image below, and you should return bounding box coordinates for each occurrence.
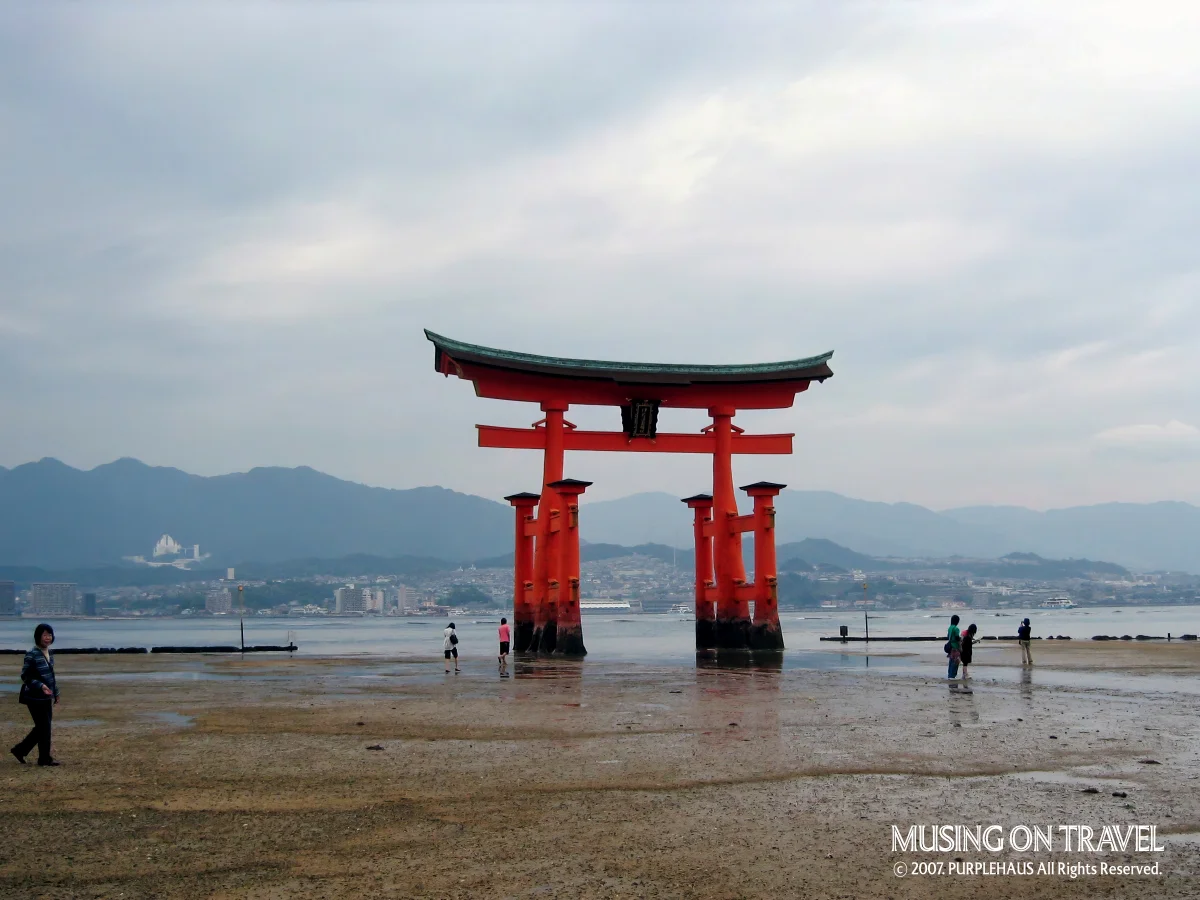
[426,330,834,409]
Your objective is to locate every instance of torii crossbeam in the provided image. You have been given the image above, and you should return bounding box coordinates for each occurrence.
[426,330,834,656]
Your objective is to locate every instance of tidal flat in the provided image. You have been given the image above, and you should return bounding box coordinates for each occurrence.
[1,642,1198,899]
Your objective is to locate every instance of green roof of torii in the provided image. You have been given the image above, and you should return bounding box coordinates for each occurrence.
[425,330,834,385]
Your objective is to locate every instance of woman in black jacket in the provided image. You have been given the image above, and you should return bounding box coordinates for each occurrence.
[959,623,978,680]
[11,623,60,766]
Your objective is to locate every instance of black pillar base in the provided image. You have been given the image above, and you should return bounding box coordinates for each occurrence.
[535,621,558,654]
[553,625,587,657]
[714,616,752,650]
[513,621,535,654]
[748,622,785,651]
[696,618,717,651]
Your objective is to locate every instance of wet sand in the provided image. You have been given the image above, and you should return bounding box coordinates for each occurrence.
[2,643,1198,899]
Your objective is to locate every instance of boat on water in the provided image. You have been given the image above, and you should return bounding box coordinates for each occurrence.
[669,603,695,619]
[1040,597,1076,609]
[580,600,632,613]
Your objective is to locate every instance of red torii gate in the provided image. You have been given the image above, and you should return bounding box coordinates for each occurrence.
[426,330,834,656]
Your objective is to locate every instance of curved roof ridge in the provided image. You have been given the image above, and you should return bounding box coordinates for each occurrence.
[425,330,834,377]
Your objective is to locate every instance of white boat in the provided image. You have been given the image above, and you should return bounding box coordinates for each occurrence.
[669,603,695,619]
[580,599,632,613]
[1040,597,1076,609]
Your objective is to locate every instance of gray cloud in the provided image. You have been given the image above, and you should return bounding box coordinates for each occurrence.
[3,2,1200,511]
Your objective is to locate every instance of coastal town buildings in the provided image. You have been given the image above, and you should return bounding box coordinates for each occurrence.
[5,549,1197,618]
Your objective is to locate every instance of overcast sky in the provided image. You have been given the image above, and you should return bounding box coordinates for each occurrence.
[3,2,1199,510]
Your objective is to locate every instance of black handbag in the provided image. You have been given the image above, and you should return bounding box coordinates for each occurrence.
[18,682,33,705]
[450,632,458,645]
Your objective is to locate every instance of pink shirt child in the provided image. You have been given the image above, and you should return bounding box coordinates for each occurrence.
[498,623,511,643]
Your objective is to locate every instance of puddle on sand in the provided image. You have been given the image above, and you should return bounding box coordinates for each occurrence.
[1160,832,1200,847]
[141,711,195,728]
[58,718,104,727]
[69,671,235,683]
[1005,771,1131,787]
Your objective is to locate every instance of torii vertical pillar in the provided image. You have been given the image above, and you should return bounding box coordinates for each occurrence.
[531,403,568,654]
[743,482,785,650]
[710,406,751,649]
[682,494,716,649]
[505,492,540,653]
[548,478,591,656]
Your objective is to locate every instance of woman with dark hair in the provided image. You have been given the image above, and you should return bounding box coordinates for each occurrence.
[960,623,979,680]
[11,623,60,767]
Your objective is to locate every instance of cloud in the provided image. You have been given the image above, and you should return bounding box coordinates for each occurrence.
[1093,421,1200,461]
[3,3,1200,510]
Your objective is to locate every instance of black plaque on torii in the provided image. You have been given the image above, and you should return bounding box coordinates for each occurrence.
[621,399,660,439]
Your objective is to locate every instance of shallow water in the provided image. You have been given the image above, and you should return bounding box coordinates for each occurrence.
[4,606,1197,654]
[141,711,195,728]
[2,606,1198,694]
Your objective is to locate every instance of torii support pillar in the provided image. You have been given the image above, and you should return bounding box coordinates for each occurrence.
[682,494,716,650]
[548,478,591,656]
[710,407,752,649]
[743,482,786,650]
[530,403,568,654]
[505,492,540,653]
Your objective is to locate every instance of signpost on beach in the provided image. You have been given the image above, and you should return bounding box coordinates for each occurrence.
[426,330,835,657]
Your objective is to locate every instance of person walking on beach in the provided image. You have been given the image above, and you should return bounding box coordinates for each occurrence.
[11,623,60,767]
[1017,618,1034,666]
[946,614,962,681]
[498,617,511,674]
[443,622,459,674]
[960,623,978,680]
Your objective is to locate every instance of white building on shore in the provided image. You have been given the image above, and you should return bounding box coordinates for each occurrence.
[335,586,365,614]
[31,583,76,615]
[205,589,232,614]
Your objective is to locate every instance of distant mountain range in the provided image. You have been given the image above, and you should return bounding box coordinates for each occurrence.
[1,458,1196,572]
[584,492,1200,573]
[0,458,511,568]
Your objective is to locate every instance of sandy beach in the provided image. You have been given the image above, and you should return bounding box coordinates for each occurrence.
[2,642,1198,899]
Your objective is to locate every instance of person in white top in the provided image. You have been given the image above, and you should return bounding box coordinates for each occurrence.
[443,622,459,674]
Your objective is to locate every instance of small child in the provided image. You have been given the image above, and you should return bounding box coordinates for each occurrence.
[498,617,511,673]
[960,623,978,679]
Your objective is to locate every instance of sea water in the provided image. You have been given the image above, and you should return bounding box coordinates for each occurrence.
[1,605,1196,680]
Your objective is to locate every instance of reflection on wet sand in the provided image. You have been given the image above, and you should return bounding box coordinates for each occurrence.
[695,650,784,674]
[947,687,981,726]
[512,657,586,680]
[695,652,783,737]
